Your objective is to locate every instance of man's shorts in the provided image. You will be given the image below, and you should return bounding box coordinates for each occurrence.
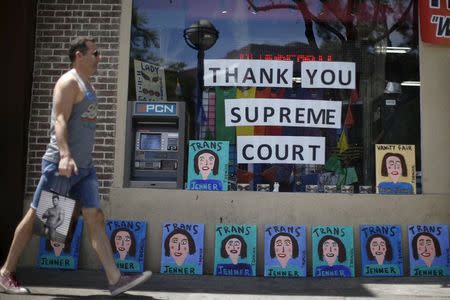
[31,159,100,209]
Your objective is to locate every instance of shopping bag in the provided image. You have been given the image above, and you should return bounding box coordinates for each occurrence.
[33,176,79,244]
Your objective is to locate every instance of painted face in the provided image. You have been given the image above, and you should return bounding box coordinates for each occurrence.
[114,230,132,259]
[50,240,65,256]
[225,238,242,264]
[386,156,402,182]
[417,235,436,267]
[370,237,386,264]
[169,233,189,266]
[274,235,293,268]
[323,239,339,266]
[198,152,215,179]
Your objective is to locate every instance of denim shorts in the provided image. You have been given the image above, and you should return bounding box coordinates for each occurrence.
[31,160,100,209]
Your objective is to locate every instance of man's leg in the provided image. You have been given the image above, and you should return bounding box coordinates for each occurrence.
[1,208,35,274]
[0,208,35,294]
[76,166,151,296]
[81,207,121,285]
[82,207,151,296]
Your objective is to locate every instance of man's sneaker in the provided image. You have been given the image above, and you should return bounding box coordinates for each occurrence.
[109,271,152,296]
[0,272,30,294]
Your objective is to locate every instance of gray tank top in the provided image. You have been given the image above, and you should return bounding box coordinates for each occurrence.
[43,69,97,168]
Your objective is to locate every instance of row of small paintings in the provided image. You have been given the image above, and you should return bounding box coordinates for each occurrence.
[239,184,373,193]
[37,221,449,278]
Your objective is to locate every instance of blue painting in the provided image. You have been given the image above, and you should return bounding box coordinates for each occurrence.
[214,224,257,276]
[264,225,306,277]
[360,225,403,277]
[37,217,83,270]
[312,225,355,277]
[160,222,204,275]
[408,224,449,277]
[187,140,229,191]
[105,219,147,273]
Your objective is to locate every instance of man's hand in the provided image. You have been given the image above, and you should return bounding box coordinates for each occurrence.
[58,155,79,177]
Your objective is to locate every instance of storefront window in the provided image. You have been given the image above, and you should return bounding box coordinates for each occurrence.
[129,0,421,194]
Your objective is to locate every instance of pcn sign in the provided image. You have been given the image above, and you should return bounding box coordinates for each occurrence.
[420,0,450,45]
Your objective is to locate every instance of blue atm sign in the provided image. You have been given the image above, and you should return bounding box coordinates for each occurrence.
[134,102,177,116]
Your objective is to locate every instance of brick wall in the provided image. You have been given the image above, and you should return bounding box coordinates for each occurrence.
[25,0,122,202]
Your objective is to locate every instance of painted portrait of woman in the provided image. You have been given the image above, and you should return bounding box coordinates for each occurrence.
[110,227,136,260]
[366,234,393,266]
[189,149,223,190]
[215,234,253,276]
[45,239,71,257]
[412,232,441,268]
[164,228,196,266]
[378,152,413,194]
[316,235,351,277]
[269,232,299,269]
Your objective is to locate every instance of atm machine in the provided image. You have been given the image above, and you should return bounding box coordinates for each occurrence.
[126,101,186,189]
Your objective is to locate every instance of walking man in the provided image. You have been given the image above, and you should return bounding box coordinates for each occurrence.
[0,37,151,296]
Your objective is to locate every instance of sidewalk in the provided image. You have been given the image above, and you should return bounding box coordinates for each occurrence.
[0,268,449,299]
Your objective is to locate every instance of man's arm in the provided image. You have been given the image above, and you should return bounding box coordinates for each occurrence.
[53,76,80,177]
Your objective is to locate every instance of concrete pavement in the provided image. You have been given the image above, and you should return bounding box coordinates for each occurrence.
[0,268,449,299]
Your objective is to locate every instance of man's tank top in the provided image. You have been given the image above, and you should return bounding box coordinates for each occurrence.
[43,69,97,168]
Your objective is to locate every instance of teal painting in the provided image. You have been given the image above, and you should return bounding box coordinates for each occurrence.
[214,224,257,276]
[187,140,229,191]
[264,225,306,277]
[312,225,355,277]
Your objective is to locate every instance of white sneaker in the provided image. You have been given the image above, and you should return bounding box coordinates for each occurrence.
[0,272,30,294]
[109,270,152,296]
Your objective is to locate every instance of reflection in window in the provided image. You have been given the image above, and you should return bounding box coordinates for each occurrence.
[129,0,421,194]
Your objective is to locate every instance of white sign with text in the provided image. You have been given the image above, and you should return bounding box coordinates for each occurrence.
[225,98,342,129]
[204,59,293,88]
[237,136,325,164]
[301,61,355,89]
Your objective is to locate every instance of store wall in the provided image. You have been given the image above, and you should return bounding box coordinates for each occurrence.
[420,43,450,194]
[20,1,450,276]
[0,0,36,263]
[22,0,122,205]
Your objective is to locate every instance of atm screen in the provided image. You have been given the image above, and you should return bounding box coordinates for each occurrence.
[139,133,161,150]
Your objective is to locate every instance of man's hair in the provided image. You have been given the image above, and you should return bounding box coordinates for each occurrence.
[68,36,96,64]
[164,228,196,256]
[269,232,299,259]
[366,234,393,261]
[411,232,441,259]
[317,235,346,263]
